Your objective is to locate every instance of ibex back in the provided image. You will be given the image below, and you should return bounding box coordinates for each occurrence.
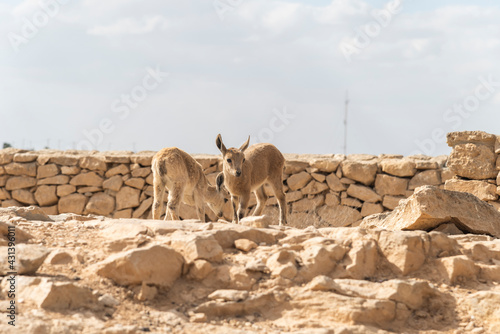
[215,134,287,226]
[151,147,226,221]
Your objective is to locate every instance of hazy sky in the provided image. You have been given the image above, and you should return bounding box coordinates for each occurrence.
[1,0,499,156]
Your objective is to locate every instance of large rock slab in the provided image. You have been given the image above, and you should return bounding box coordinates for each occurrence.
[94,244,184,287]
[361,186,500,238]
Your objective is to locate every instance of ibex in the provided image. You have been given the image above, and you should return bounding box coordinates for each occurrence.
[151,147,227,221]
[215,134,287,226]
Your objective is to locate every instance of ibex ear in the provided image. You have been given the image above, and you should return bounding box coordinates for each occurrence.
[239,136,250,152]
[216,172,224,192]
[215,134,227,155]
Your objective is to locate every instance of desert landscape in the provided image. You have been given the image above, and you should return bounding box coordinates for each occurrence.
[1,131,500,334]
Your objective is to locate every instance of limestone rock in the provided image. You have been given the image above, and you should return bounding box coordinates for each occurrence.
[382,195,405,210]
[301,180,328,195]
[4,162,37,177]
[341,160,378,186]
[444,179,498,201]
[208,289,249,302]
[36,164,59,179]
[105,164,130,178]
[79,156,107,171]
[70,172,104,187]
[365,185,500,238]
[103,175,123,192]
[0,206,52,222]
[360,202,384,217]
[379,159,416,177]
[171,233,223,263]
[447,131,497,179]
[86,193,115,216]
[325,173,347,192]
[95,244,184,287]
[58,193,87,214]
[34,185,58,207]
[378,231,427,275]
[266,250,298,279]
[5,176,36,190]
[437,255,479,284]
[18,278,96,310]
[375,174,408,196]
[116,186,140,210]
[287,172,312,191]
[12,189,36,205]
[309,156,343,172]
[234,239,258,252]
[57,184,76,197]
[347,184,381,203]
[408,170,441,190]
[0,244,50,275]
[45,249,74,265]
[37,174,70,185]
[124,177,145,190]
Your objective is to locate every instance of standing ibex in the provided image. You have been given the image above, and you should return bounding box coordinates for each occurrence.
[151,147,227,222]
[215,134,287,226]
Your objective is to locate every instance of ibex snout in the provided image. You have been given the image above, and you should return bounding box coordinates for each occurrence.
[235,170,242,177]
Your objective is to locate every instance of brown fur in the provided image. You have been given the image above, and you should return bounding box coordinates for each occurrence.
[216,134,287,226]
[151,147,225,221]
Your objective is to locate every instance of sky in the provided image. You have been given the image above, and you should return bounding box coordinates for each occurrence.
[1,0,499,156]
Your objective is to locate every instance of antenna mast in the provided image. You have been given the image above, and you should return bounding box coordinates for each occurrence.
[343,90,349,155]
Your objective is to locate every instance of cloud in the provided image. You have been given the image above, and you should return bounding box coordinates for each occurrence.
[87,16,169,36]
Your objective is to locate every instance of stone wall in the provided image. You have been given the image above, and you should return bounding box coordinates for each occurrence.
[0,146,464,227]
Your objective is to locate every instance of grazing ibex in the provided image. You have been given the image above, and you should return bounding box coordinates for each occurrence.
[215,134,287,226]
[151,147,227,222]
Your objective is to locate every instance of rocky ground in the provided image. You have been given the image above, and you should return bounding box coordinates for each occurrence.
[1,189,500,334]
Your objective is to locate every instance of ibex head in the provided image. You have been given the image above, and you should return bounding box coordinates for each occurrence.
[216,134,250,178]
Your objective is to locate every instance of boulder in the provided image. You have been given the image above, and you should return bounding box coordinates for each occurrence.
[0,244,50,275]
[0,206,52,222]
[95,244,184,287]
[16,277,96,310]
[171,233,223,263]
[362,185,500,238]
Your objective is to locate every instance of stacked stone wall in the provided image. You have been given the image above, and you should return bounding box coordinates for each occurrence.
[0,147,467,227]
